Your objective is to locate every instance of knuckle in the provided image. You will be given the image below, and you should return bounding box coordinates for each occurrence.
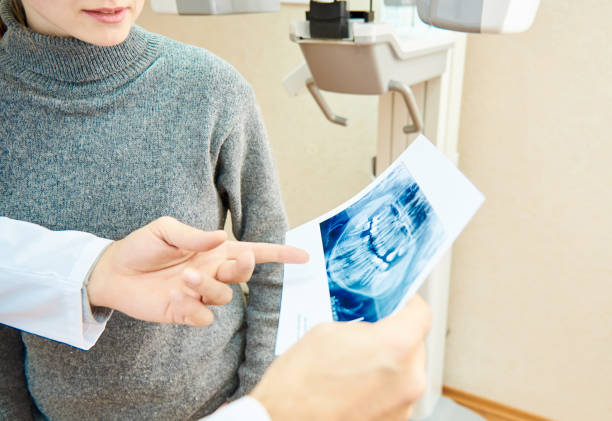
[167,293,184,324]
[385,335,414,362]
[309,322,335,338]
[220,286,233,304]
[172,311,185,325]
[378,361,402,382]
[201,311,215,326]
[219,263,238,283]
[240,248,255,262]
[390,329,428,361]
[232,270,248,284]
[208,284,233,305]
[156,215,175,225]
[401,368,427,405]
[413,369,428,401]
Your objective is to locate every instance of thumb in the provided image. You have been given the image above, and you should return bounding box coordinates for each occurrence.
[148,216,227,252]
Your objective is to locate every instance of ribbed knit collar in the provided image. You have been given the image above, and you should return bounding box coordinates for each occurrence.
[0,0,160,85]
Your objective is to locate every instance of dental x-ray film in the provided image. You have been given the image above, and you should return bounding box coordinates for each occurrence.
[275,135,484,355]
[321,164,445,323]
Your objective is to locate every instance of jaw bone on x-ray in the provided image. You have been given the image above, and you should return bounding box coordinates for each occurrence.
[320,164,445,322]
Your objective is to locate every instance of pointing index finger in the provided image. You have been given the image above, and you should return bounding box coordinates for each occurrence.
[227,242,309,265]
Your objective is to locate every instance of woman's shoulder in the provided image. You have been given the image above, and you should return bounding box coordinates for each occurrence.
[145,28,252,98]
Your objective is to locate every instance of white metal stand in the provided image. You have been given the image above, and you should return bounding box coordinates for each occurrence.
[376,34,467,420]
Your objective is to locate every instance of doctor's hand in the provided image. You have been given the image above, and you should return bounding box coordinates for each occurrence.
[250,295,431,421]
[86,216,308,326]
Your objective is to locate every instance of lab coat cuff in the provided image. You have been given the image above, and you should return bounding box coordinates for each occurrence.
[197,396,271,421]
[74,237,114,349]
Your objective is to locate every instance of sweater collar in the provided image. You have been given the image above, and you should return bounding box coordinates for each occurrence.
[0,0,159,84]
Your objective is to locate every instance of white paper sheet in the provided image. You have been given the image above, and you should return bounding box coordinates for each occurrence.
[275,135,485,355]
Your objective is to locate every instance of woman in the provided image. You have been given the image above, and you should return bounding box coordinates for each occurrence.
[1,0,289,418]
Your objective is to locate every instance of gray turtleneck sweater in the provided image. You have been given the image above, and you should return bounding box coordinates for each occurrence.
[0,1,287,419]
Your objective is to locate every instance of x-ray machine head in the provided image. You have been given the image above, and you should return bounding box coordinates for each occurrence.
[416,0,541,34]
[151,1,540,131]
[151,0,539,33]
[285,0,541,130]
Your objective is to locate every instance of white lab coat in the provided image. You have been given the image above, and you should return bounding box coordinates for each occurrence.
[0,216,112,350]
[0,217,270,421]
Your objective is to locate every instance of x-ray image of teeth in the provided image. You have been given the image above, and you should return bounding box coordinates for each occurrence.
[320,164,445,322]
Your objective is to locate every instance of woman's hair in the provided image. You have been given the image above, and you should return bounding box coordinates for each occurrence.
[0,0,27,38]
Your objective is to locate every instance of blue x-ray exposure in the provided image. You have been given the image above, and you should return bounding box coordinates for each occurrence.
[320,164,445,322]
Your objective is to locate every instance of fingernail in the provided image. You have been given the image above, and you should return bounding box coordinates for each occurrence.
[184,269,201,286]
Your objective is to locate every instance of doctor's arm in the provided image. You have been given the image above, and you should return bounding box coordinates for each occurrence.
[0,216,307,350]
[0,216,113,349]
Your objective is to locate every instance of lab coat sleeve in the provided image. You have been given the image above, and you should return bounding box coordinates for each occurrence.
[214,85,287,396]
[0,216,113,350]
[198,396,271,421]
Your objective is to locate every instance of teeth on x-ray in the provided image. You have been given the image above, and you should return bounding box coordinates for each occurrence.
[327,198,416,293]
[320,164,445,322]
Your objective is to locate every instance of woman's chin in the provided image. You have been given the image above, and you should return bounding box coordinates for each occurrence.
[74,26,132,46]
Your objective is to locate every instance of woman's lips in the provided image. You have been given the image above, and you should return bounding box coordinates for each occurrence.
[83,7,128,24]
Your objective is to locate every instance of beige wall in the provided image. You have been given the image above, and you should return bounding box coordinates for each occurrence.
[138,1,611,420]
[447,0,612,420]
